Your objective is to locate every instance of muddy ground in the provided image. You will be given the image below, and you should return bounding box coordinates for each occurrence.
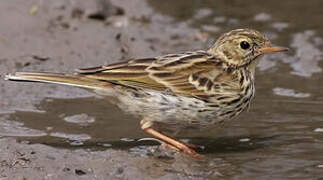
[0,0,323,179]
[0,0,223,179]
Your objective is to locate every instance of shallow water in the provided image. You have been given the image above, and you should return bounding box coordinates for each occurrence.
[1,0,323,179]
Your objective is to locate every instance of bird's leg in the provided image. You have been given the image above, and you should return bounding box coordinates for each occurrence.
[140,120,204,159]
[182,141,200,150]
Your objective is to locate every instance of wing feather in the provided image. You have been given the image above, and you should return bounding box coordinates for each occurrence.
[76,51,237,97]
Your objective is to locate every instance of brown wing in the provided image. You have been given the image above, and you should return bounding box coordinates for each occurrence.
[76,51,233,97]
[147,51,219,96]
[77,57,165,90]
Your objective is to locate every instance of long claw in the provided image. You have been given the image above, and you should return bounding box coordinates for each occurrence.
[182,142,200,150]
[176,142,205,160]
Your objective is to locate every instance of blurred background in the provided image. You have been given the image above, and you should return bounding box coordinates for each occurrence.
[0,0,322,179]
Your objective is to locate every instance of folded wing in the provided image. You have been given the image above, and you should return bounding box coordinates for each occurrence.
[78,51,229,97]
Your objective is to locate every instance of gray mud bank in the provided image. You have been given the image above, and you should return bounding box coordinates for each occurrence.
[1,0,323,179]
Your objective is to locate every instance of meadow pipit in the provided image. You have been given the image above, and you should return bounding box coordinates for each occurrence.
[5,29,288,159]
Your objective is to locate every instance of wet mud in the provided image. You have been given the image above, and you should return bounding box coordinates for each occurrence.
[0,0,322,179]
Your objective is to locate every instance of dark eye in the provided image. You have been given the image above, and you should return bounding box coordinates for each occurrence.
[240,41,250,50]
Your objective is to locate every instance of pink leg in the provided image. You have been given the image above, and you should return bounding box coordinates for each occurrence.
[140,120,204,160]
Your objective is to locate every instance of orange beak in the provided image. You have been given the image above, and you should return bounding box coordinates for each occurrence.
[259,45,289,54]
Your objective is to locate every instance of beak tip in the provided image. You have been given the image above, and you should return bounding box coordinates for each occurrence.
[282,47,289,52]
[260,46,289,53]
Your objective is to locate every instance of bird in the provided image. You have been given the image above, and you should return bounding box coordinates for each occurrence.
[5,29,288,159]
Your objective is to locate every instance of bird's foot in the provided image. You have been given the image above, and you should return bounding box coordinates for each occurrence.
[164,141,205,160]
[140,120,205,160]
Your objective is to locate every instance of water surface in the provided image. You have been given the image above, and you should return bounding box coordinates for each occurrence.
[1,0,323,179]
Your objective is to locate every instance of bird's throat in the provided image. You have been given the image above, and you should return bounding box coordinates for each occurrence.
[248,58,261,75]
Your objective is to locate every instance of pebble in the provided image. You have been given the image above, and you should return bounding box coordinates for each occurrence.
[273,88,310,98]
[63,113,95,125]
[120,137,135,142]
[239,138,250,142]
[314,128,323,132]
[254,13,272,22]
[272,22,289,31]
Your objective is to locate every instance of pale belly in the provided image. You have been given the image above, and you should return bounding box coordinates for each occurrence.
[95,88,253,133]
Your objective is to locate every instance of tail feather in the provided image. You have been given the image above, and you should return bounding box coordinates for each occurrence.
[5,72,110,90]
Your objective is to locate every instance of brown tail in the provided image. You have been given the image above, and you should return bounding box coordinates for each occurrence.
[5,72,109,90]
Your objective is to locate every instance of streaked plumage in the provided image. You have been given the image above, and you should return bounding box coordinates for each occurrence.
[5,29,288,159]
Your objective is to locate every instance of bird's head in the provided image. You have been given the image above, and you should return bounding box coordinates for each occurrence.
[208,29,288,70]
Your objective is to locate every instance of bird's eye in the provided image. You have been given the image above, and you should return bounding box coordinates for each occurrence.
[240,41,250,50]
